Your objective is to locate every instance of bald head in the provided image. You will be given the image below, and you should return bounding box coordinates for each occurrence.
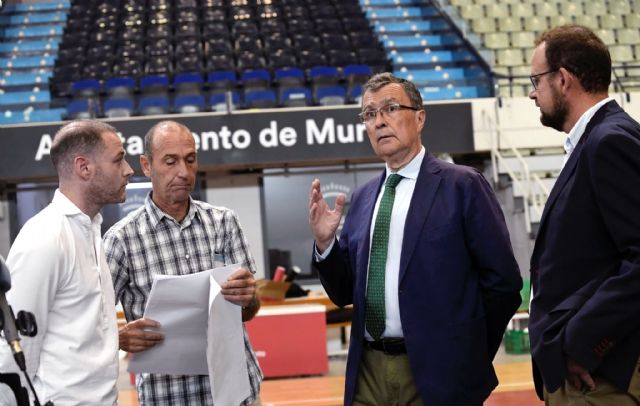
[144,120,193,162]
[51,120,117,177]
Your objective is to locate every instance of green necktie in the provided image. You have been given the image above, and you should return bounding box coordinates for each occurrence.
[366,173,403,340]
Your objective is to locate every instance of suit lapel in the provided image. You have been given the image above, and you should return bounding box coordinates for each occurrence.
[399,155,441,283]
[532,100,621,263]
[535,142,582,237]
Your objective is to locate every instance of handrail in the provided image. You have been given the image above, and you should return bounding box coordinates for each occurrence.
[530,172,550,220]
[485,108,532,234]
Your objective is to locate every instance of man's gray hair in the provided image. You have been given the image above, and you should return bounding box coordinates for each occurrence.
[143,120,192,161]
[362,72,424,109]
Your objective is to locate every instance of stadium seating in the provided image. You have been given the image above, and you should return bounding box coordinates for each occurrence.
[445,0,640,97]
[45,0,393,118]
[1,0,638,124]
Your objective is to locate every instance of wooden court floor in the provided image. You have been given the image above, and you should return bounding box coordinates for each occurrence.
[119,360,543,406]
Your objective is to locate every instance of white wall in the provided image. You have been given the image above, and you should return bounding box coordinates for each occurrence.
[205,173,266,280]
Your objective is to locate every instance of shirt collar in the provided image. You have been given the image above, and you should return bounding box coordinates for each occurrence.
[144,192,199,228]
[385,146,425,181]
[564,97,613,154]
[52,189,102,227]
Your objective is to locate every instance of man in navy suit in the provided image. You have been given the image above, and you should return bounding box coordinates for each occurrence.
[308,73,522,405]
[528,25,640,404]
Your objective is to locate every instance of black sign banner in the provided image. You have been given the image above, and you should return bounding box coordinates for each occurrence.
[0,102,473,182]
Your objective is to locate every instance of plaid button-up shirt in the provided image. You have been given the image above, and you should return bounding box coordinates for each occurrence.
[104,194,262,405]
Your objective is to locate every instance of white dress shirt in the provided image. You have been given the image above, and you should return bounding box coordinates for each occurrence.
[366,147,424,339]
[317,147,425,339]
[561,96,613,168]
[0,190,118,405]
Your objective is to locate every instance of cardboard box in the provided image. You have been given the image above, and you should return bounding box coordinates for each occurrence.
[256,279,291,302]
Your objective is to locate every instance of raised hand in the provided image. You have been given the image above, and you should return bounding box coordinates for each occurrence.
[308,178,345,252]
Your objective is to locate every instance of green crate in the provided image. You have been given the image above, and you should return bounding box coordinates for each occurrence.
[504,329,530,354]
[518,278,530,312]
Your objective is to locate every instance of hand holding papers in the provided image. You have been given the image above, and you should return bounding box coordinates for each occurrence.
[128,264,251,406]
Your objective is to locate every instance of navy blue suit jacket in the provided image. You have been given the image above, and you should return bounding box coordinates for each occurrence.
[529,101,640,398]
[314,154,522,405]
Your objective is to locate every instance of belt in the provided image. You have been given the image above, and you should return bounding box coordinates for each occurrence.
[363,338,406,355]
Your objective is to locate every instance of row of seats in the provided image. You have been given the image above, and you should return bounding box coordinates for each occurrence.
[0,1,69,13]
[483,28,640,50]
[0,108,65,125]
[459,1,636,19]
[495,43,639,66]
[0,11,67,26]
[66,83,361,119]
[52,0,389,107]
[64,63,373,117]
[68,66,371,97]
[451,0,633,10]
[471,14,640,34]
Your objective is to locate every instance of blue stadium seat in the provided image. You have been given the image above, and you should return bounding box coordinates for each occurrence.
[244,89,277,109]
[140,75,170,95]
[174,94,206,113]
[104,98,134,118]
[280,86,312,107]
[139,95,170,116]
[309,66,340,87]
[241,69,271,90]
[349,85,364,104]
[275,68,305,86]
[315,85,347,106]
[66,98,94,119]
[71,79,101,97]
[173,73,204,94]
[208,71,237,91]
[209,91,241,112]
[105,77,136,97]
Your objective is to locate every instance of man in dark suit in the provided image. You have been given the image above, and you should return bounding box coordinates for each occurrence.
[308,72,522,405]
[528,25,640,404]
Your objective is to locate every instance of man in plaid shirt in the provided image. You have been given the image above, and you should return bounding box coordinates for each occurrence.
[104,120,262,405]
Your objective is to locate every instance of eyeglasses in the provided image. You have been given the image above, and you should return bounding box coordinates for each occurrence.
[358,103,421,123]
[529,69,558,90]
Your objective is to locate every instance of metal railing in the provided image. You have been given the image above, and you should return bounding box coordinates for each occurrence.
[486,104,556,234]
[485,108,532,234]
[530,172,551,220]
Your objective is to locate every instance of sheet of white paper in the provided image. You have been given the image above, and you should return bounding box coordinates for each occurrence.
[128,270,212,374]
[207,267,251,406]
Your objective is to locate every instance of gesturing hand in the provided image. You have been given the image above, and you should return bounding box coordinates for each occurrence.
[309,178,345,252]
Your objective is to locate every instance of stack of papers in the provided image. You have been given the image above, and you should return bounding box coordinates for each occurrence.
[128,264,251,406]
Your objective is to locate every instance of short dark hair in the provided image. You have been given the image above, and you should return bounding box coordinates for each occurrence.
[536,24,611,93]
[50,120,116,175]
[144,120,192,162]
[362,72,424,109]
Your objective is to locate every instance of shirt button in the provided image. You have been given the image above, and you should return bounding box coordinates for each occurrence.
[186,254,190,259]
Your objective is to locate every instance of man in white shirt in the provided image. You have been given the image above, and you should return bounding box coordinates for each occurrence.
[527,25,640,404]
[0,120,134,405]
